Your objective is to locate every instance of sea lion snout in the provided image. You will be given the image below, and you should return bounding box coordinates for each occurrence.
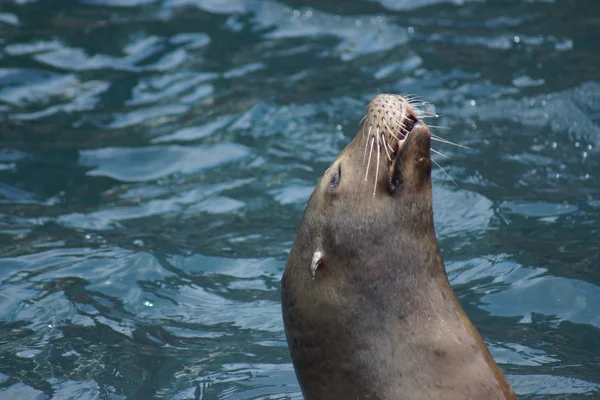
[357,94,432,196]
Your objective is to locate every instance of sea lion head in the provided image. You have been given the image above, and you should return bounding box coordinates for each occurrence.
[297,94,434,279]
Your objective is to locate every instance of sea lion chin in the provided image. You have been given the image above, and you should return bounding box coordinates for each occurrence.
[281,94,517,400]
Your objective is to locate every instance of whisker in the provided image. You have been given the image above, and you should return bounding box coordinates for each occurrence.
[402,93,425,101]
[381,133,392,161]
[426,125,450,129]
[390,116,411,133]
[431,158,459,188]
[430,134,472,149]
[431,148,449,158]
[363,124,372,163]
[393,126,409,138]
[365,135,375,181]
[383,118,401,141]
[390,114,470,150]
[374,127,381,196]
[416,113,439,119]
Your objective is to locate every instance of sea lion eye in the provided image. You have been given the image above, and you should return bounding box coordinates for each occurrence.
[329,165,341,190]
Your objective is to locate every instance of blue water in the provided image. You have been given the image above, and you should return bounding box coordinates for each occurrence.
[1,0,599,399]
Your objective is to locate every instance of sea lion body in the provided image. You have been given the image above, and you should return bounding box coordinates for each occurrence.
[281,95,516,400]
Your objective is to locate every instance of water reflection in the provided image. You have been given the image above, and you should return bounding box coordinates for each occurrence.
[1,0,600,398]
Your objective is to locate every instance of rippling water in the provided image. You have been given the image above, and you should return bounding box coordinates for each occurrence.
[1,0,599,399]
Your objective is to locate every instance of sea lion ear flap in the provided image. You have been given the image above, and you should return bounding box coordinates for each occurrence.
[310,251,323,279]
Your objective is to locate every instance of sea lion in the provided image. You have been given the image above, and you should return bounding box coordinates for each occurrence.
[281,94,517,400]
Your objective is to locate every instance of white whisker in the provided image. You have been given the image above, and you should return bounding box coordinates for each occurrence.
[365,135,374,181]
[416,113,438,119]
[381,133,392,161]
[431,158,459,188]
[431,148,448,158]
[363,124,372,163]
[402,93,425,101]
[427,125,450,129]
[390,117,411,133]
[374,127,381,196]
[430,134,472,149]
[383,118,401,141]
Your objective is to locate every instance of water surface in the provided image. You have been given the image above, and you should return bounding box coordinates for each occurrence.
[1,0,600,399]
